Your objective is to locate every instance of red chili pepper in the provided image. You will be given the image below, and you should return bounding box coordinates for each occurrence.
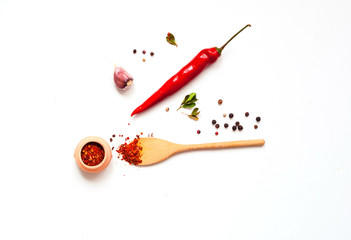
[131,24,251,117]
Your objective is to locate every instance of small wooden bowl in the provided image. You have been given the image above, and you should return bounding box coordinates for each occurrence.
[74,136,112,173]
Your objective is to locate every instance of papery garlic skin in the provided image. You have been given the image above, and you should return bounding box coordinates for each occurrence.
[114,66,133,90]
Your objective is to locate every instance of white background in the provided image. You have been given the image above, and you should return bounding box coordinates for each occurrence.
[0,0,350,239]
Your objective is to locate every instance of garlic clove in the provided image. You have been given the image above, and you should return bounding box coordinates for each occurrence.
[114,66,133,90]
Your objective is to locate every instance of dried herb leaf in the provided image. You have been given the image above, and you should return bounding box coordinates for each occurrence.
[178,93,197,110]
[166,32,178,47]
[191,107,200,116]
[183,103,196,108]
[188,115,199,121]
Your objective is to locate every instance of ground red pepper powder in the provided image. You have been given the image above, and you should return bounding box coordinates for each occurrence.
[116,137,143,165]
[81,142,105,166]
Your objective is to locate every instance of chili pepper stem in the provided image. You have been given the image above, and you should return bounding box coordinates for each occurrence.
[216,24,251,55]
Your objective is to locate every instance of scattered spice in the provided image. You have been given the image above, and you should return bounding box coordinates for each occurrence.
[142,50,146,54]
[212,120,217,125]
[215,131,218,136]
[131,25,251,117]
[238,125,243,131]
[245,112,249,117]
[232,125,237,131]
[150,52,154,56]
[218,99,223,105]
[254,125,258,129]
[256,116,261,122]
[112,134,116,138]
[116,136,142,165]
[81,142,105,166]
[165,107,169,112]
[223,113,227,117]
[215,124,220,129]
[224,123,229,128]
[229,113,234,119]
[133,49,137,54]
[110,138,113,142]
[166,32,178,47]
[197,130,201,134]
[235,121,240,126]
[142,58,146,62]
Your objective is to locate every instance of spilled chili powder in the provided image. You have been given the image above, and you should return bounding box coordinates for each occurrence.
[116,136,143,165]
[81,142,105,166]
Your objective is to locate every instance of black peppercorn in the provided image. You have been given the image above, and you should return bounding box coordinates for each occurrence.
[215,124,220,129]
[232,125,237,131]
[235,121,240,126]
[238,125,243,131]
[150,52,154,56]
[245,112,249,117]
[224,123,229,128]
[256,116,261,122]
[212,120,217,125]
[229,113,234,119]
[133,49,137,54]
[254,125,258,129]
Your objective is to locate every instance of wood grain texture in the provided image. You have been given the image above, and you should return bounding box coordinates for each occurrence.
[139,138,265,166]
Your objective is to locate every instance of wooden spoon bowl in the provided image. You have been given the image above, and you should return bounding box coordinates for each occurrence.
[138,138,265,166]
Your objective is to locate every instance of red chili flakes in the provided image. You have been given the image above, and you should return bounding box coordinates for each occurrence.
[81,142,105,166]
[116,137,143,165]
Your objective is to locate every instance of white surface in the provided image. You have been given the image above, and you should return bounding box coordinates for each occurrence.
[0,0,350,239]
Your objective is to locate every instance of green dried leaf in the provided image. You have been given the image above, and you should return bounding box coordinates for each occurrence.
[191,107,200,116]
[187,93,196,102]
[178,93,198,110]
[183,103,196,108]
[181,94,190,105]
[166,32,178,47]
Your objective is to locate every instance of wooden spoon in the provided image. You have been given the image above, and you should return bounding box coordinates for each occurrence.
[138,138,265,165]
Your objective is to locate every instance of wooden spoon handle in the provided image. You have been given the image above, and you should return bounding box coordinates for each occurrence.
[181,139,265,151]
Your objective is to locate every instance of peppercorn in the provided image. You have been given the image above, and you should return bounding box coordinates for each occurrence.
[229,113,234,119]
[223,113,227,117]
[133,49,137,54]
[224,123,229,128]
[245,112,249,117]
[232,125,237,131]
[212,120,217,125]
[218,99,223,105]
[256,116,261,122]
[165,107,169,112]
[197,130,201,134]
[110,138,113,142]
[142,50,146,54]
[215,124,220,129]
[238,125,243,131]
[215,131,218,136]
[254,125,258,129]
[235,121,240,126]
[142,58,146,62]
[150,52,154,56]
